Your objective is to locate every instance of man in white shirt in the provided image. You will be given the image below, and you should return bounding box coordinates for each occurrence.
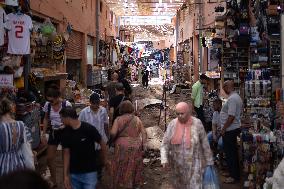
[220,80,243,183]
[79,92,109,181]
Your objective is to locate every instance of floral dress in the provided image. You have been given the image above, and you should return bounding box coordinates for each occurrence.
[161,117,213,189]
[111,114,144,189]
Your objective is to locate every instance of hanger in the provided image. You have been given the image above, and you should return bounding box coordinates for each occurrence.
[15,6,23,15]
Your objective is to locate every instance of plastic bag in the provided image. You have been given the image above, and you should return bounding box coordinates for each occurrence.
[203,165,220,189]
[41,18,56,37]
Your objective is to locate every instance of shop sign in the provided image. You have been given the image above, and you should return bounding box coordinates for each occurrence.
[0,74,13,87]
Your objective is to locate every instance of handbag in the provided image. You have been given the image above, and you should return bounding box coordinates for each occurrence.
[203,165,220,189]
[20,126,35,170]
[107,115,134,147]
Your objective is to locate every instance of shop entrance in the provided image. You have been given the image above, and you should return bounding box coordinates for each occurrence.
[66,59,82,83]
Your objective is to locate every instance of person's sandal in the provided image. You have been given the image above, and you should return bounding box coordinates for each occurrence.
[224,177,235,184]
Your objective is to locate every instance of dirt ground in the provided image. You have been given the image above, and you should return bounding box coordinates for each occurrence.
[38,83,241,189]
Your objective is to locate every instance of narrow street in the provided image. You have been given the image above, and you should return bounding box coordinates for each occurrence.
[38,81,241,189]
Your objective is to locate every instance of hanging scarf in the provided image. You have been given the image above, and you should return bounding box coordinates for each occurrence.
[171,117,192,148]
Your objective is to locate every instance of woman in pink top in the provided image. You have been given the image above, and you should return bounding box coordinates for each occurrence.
[110,100,147,189]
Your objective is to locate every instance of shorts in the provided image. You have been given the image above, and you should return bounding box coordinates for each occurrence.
[48,128,63,146]
[71,171,98,189]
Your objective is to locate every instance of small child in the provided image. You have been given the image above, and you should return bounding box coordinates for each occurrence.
[207,98,223,150]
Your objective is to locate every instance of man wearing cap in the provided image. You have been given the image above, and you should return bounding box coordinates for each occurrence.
[78,93,109,182]
[191,74,209,125]
[109,82,131,126]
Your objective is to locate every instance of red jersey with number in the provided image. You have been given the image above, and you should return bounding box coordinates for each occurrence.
[6,13,32,55]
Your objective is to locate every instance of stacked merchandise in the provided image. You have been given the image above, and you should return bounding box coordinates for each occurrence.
[241,126,283,189]
[16,102,41,149]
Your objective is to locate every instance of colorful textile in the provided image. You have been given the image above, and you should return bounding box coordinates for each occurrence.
[171,117,192,147]
[111,114,144,189]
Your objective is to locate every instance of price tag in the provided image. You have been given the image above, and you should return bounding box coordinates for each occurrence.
[0,74,13,87]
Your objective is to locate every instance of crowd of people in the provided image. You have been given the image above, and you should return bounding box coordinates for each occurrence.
[1,70,284,189]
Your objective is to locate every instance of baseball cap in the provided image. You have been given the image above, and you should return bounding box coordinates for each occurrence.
[90,93,100,104]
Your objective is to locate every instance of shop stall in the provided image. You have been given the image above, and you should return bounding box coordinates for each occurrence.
[0,2,42,150]
[212,0,284,187]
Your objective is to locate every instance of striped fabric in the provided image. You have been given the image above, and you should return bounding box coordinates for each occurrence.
[0,121,32,176]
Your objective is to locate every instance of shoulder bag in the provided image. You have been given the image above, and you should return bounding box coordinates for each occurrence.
[107,115,134,147]
[20,124,35,170]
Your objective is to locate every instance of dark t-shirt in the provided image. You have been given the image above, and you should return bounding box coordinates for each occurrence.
[61,122,102,174]
[109,94,130,123]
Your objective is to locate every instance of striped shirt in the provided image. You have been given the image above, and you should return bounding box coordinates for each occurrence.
[0,121,32,176]
[79,106,108,150]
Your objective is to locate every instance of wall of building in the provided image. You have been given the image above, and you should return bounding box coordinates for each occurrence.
[98,0,119,40]
[31,0,118,86]
[176,1,225,81]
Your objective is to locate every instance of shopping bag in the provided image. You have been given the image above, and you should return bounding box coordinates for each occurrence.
[20,126,35,170]
[203,165,220,189]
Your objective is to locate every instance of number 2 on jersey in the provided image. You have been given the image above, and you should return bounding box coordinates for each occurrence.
[15,25,23,38]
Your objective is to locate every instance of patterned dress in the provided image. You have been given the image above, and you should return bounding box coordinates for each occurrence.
[111,114,144,189]
[0,121,32,176]
[161,117,213,189]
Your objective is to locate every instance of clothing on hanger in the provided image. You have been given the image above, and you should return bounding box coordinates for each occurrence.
[6,12,33,54]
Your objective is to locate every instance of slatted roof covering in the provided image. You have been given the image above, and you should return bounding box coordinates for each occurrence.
[106,0,185,16]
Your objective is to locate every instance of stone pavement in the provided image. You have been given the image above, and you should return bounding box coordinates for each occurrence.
[38,151,241,189]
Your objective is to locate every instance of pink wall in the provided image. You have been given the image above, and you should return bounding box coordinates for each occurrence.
[31,0,118,86]
[31,0,97,35]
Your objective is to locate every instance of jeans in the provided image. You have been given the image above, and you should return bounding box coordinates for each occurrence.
[71,172,97,189]
[223,128,241,180]
[194,106,205,125]
[207,131,223,150]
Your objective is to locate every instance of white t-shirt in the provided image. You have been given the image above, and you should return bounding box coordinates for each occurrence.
[43,101,72,129]
[0,7,7,46]
[79,106,108,150]
[6,13,33,55]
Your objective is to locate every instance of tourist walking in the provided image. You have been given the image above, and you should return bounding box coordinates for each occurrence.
[79,92,109,181]
[0,98,34,176]
[109,100,147,189]
[41,84,72,188]
[105,72,119,100]
[60,107,107,189]
[160,102,213,189]
[142,67,149,89]
[220,80,242,183]
[109,83,130,126]
[191,73,209,125]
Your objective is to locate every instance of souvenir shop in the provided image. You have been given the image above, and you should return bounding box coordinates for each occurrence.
[174,39,193,83]
[207,0,284,188]
[0,1,42,151]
